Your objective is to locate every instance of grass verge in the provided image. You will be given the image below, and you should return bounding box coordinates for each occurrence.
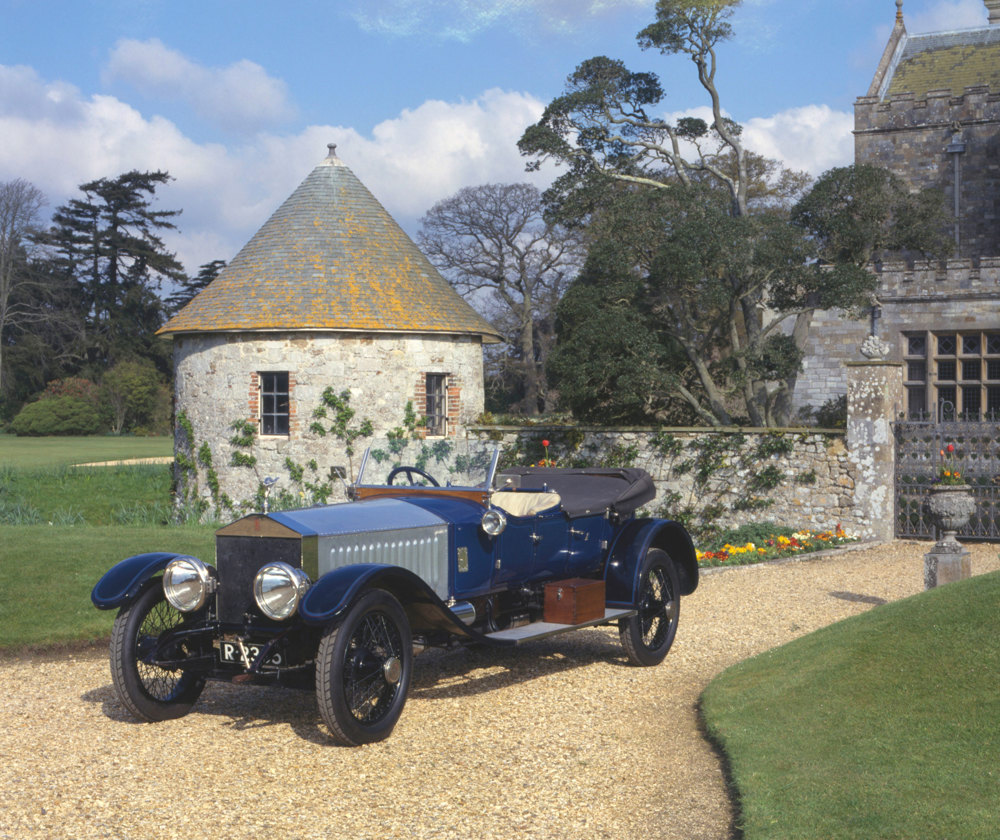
[0,433,172,468]
[700,571,1000,840]
[0,525,216,651]
[1,463,174,525]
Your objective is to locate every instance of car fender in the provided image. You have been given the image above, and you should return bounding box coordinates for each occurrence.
[91,552,186,610]
[604,519,698,607]
[299,563,482,638]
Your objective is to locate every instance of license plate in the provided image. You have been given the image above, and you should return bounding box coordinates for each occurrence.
[219,640,283,667]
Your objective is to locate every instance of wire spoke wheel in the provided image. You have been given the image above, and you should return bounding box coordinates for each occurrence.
[344,612,405,723]
[317,589,412,746]
[110,583,205,721]
[619,548,680,667]
[134,597,187,700]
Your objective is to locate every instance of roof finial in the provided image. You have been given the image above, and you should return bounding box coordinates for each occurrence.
[896,0,903,23]
[327,143,338,159]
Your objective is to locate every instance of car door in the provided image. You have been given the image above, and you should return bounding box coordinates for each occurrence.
[493,509,568,587]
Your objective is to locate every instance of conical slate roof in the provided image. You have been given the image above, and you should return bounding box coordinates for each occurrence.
[158,147,501,341]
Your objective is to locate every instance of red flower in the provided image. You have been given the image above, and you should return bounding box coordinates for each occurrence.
[947,443,955,453]
[542,439,550,448]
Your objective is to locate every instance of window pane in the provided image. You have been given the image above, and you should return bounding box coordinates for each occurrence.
[907,387,926,418]
[962,334,980,355]
[962,360,981,381]
[987,334,1000,355]
[987,360,1000,381]
[987,386,1000,417]
[938,360,956,380]
[938,386,957,418]
[906,361,926,382]
[907,335,927,356]
[425,374,446,436]
[937,334,957,355]
[962,386,982,418]
[259,371,290,436]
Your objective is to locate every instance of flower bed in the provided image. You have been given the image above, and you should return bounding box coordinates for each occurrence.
[696,525,857,567]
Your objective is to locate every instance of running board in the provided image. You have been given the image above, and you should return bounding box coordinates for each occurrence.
[484,608,636,644]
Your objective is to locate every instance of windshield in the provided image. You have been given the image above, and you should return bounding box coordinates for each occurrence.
[355,442,501,489]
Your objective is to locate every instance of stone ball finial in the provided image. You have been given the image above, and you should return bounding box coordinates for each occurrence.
[327,143,338,158]
[896,0,904,23]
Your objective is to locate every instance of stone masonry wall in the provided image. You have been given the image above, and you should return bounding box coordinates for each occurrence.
[855,88,1000,260]
[468,426,870,537]
[173,331,485,507]
[792,258,1000,413]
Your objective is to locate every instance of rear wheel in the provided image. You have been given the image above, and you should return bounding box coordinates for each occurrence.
[315,589,412,746]
[109,582,205,721]
[618,548,680,667]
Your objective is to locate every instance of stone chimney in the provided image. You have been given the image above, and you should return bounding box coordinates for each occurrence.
[988,0,1000,24]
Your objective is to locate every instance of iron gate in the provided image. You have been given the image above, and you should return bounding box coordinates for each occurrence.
[894,416,1000,539]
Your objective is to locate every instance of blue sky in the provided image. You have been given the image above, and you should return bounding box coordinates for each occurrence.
[0,0,991,274]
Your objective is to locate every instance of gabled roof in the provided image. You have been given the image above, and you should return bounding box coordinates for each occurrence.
[870,11,1000,102]
[886,26,1000,98]
[158,147,501,342]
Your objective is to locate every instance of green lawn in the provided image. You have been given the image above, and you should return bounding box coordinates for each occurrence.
[1,462,174,525]
[0,433,172,468]
[0,524,216,650]
[700,571,1000,840]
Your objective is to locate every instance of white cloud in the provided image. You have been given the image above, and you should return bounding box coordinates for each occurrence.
[743,105,854,176]
[907,0,987,33]
[0,64,547,274]
[661,103,854,178]
[349,0,652,40]
[103,38,295,134]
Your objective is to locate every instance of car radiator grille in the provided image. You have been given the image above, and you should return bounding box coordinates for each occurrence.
[216,536,302,624]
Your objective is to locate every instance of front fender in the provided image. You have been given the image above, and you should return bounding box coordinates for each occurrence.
[604,519,698,607]
[91,552,186,610]
[299,564,480,639]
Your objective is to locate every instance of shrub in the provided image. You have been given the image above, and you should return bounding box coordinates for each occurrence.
[10,396,102,436]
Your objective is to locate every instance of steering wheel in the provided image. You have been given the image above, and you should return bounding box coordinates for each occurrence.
[387,466,439,487]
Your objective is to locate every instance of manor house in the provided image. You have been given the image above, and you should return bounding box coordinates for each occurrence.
[794,0,1000,421]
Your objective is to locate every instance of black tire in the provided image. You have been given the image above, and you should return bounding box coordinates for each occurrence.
[618,548,680,667]
[109,582,205,721]
[315,589,413,746]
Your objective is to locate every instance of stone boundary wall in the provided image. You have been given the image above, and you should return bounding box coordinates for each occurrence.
[467,426,865,537]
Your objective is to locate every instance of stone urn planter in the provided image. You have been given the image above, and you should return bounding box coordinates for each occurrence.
[923,485,976,588]
[925,485,976,534]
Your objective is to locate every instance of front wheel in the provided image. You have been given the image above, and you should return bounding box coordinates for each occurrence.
[315,589,413,746]
[109,582,206,721]
[618,548,680,667]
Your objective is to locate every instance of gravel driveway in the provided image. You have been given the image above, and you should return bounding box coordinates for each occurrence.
[2,541,998,840]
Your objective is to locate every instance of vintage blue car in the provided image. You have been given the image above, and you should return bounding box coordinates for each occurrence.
[92,449,698,746]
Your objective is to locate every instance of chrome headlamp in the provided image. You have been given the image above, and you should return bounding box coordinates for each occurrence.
[253,562,311,620]
[162,556,214,612]
[481,508,508,537]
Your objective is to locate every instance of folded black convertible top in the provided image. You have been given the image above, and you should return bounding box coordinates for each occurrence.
[497,467,656,519]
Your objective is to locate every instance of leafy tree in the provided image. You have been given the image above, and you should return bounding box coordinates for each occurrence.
[165,258,226,314]
[42,170,185,377]
[523,0,950,426]
[0,179,51,407]
[101,358,164,434]
[418,183,582,414]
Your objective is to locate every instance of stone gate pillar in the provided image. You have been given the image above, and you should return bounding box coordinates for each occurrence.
[846,360,904,541]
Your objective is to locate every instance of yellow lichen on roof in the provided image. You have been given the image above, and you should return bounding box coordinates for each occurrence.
[888,42,1000,97]
[158,152,501,342]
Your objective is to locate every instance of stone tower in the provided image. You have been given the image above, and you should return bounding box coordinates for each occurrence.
[794,1,1000,421]
[159,146,501,508]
